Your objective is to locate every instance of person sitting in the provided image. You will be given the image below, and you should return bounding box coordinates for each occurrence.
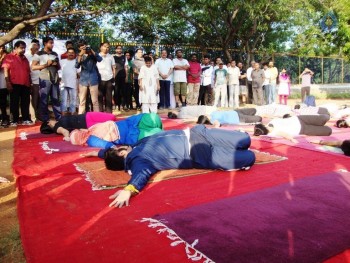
[83,125,256,208]
[40,112,116,139]
[253,114,332,143]
[70,113,163,148]
[310,139,350,156]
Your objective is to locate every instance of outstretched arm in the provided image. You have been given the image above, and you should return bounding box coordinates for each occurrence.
[309,140,343,147]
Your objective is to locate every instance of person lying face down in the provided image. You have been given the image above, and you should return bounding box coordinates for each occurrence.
[40,112,116,140]
[89,125,256,208]
[253,114,332,143]
[335,117,350,128]
[70,113,163,148]
[310,139,350,156]
[167,105,262,125]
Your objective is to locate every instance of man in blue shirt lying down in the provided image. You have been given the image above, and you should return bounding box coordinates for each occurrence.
[83,125,256,208]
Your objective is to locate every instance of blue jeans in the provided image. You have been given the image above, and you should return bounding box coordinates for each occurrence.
[263,84,271,104]
[159,80,171,108]
[39,79,61,121]
[61,86,77,113]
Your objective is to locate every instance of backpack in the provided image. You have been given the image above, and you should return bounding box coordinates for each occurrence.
[304,95,316,107]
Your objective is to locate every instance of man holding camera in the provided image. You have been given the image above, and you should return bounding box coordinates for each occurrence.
[32,37,61,121]
[76,42,102,114]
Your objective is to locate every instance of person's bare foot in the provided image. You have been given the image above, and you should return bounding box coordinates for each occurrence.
[213,120,220,128]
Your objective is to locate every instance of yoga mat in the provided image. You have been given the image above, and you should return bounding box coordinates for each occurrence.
[40,141,98,154]
[145,171,350,263]
[75,150,287,190]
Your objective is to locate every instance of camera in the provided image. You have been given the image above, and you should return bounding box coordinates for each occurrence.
[85,45,91,51]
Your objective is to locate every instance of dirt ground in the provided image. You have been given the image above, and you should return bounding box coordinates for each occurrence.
[0,99,349,263]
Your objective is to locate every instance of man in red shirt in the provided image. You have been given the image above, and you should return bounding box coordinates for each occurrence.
[2,40,32,126]
[186,54,201,106]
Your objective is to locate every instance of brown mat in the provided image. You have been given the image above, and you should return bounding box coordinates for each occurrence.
[75,150,287,190]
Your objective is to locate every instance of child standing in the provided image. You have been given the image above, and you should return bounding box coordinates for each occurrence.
[138,56,160,113]
[278,68,290,105]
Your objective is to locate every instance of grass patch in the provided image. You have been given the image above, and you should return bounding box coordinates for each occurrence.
[0,226,25,263]
[326,93,350,99]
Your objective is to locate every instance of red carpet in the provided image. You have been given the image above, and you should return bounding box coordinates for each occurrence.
[14,123,350,263]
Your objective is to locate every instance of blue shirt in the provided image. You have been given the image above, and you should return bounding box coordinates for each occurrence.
[75,54,102,86]
[210,111,240,124]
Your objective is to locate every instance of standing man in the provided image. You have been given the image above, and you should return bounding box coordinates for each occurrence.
[172,49,189,108]
[113,45,126,111]
[59,47,80,115]
[227,60,240,108]
[186,54,201,106]
[299,67,314,103]
[132,48,145,110]
[32,37,61,121]
[246,61,255,104]
[124,50,133,111]
[199,55,213,105]
[263,63,272,104]
[268,61,278,104]
[155,49,173,109]
[60,41,75,60]
[214,62,228,108]
[97,42,116,113]
[0,45,9,127]
[25,42,40,121]
[75,42,102,114]
[251,62,265,106]
[2,41,32,126]
[238,62,247,106]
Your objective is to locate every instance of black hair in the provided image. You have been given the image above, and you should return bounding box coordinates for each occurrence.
[65,40,73,47]
[144,56,152,63]
[175,49,183,54]
[197,115,212,125]
[66,47,75,52]
[336,120,349,128]
[77,41,86,48]
[203,55,210,59]
[190,53,197,58]
[161,49,168,54]
[115,45,122,49]
[31,38,40,44]
[283,114,292,119]
[341,140,350,156]
[14,40,26,48]
[100,42,110,48]
[135,48,143,53]
[254,123,269,136]
[40,121,54,134]
[167,112,178,119]
[294,104,301,109]
[43,36,54,45]
[104,148,125,171]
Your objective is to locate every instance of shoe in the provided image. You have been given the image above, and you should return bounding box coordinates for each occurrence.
[136,107,141,111]
[22,120,34,125]
[182,102,186,107]
[10,122,18,127]
[1,119,9,127]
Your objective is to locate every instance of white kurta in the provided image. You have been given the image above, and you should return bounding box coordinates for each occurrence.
[138,65,160,104]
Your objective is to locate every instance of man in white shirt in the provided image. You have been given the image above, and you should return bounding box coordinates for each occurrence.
[25,42,40,120]
[246,60,255,104]
[173,49,189,107]
[227,60,240,108]
[263,63,272,105]
[268,61,278,104]
[59,48,80,114]
[199,55,213,105]
[96,42,116,113]
[155,50,173,109]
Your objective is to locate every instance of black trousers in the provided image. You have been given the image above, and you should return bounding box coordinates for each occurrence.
[10,84,31,122]
[0,89,9,121]
[247,81,253,104]
[98,79,113,113]
[133,79,141,108]
[123,83,133,109]
[236,108,262,123]
[114,75,125,109]
[198,85,208,105]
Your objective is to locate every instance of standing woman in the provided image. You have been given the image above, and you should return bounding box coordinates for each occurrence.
[278,68,291,105]
[0,45,9,127]
[138,56,160,113]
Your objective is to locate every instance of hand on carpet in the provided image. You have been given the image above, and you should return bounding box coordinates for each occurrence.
[80,151,98,157]
[109,190,131,208]
[309,139,322,144]
[63,136,70,142]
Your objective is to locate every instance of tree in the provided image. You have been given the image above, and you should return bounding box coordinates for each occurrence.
[0,0,116,46]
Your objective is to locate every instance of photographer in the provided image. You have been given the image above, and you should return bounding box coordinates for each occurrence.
[76,42,102,114]
[32,37,61,122]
